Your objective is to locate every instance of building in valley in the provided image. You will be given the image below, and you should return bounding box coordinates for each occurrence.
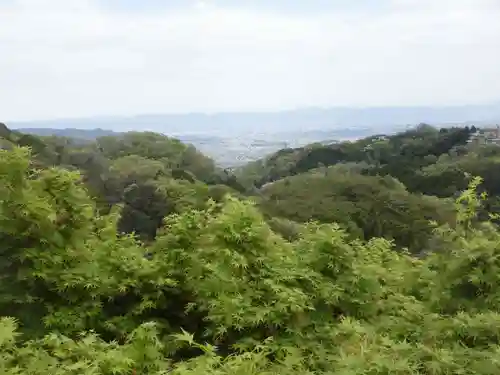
[467,125,500,146]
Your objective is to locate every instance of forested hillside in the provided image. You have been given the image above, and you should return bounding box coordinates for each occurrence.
[235,123,474,187]
[0,123,245,241]
[237,124,500,252]
[2,122,500,374]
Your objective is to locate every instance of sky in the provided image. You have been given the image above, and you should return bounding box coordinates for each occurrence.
[1,0,500,121]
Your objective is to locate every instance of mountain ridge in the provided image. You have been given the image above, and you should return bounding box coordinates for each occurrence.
[9,103,500,134]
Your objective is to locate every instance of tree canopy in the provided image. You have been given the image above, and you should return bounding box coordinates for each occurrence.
[1,123,500,373]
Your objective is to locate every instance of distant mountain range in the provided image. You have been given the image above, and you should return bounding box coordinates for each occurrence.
[10,104,500,134]
[9,104,500,166]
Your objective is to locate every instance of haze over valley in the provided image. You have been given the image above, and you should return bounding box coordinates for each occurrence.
[11,103,500,166]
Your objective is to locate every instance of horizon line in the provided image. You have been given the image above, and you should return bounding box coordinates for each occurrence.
[6,101,500,124]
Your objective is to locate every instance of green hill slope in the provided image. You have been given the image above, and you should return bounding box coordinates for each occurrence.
[2,142,500,374]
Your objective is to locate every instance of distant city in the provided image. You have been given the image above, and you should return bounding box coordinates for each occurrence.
[9,104,500,167]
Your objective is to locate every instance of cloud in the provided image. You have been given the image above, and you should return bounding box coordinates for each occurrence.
[0,0,499,120]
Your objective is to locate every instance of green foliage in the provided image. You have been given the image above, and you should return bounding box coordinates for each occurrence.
[0,147,175,338]
[1,125,245,240]
[96,132,217,183]
[3,124,500,374]
[235,125,492,254]
[259,169,455,252]
[235,125,473,189]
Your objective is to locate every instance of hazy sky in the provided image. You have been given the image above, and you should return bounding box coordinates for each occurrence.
[1,0,500,121]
